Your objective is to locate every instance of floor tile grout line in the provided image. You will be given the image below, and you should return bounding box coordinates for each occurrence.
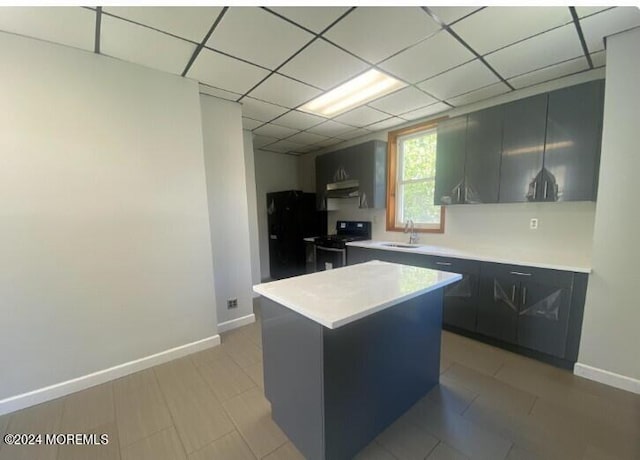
[527,396,539,416]
[258,438,288,459]
[149,367,189,458]
[424,439,441,459]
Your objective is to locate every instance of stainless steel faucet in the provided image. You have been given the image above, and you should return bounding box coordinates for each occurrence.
[404,219,418,244]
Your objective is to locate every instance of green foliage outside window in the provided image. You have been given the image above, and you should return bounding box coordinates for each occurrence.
[397,130,441,225]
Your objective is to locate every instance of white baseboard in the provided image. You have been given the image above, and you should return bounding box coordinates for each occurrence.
[574,363,640,395]
[218,314,256,333]
[0,334,221,416]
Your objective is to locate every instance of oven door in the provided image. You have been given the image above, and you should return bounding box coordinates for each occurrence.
[315,245,346,271]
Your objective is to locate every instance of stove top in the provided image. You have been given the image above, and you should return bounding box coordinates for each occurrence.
[313,220,372,249]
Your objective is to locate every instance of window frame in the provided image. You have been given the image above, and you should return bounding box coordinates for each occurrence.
[386,117,447,233]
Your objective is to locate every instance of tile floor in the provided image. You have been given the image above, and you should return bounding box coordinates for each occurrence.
[1,304,639,460]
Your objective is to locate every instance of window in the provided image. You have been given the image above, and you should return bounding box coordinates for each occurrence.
[386,119,446,233]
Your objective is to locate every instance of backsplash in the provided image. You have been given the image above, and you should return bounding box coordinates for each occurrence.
[327,201,596,267]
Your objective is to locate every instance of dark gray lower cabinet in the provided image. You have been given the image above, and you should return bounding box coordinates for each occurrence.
[347,246,587,366]
[347,247,479,332]
[422,256,479,331]
[478,263,573,358]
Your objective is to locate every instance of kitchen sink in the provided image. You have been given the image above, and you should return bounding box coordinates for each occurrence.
[381,243,422,249]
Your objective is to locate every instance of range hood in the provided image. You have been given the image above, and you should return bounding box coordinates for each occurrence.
[326,179,360,198]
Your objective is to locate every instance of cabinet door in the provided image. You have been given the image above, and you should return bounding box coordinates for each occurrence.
[499,94,547,203]
[422,257,480,331]
[434,116,467,205]
[477,272,518,344]
[517,281,572,358]
[464,106,503,204]
[544,80,604,201]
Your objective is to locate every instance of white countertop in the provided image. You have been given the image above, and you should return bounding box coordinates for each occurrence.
[253,260,461,329]
[347,241,591,273]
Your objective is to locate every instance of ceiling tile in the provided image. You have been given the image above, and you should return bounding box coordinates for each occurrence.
[252,134,279,148]
[188,48,270,94]
[295,144,325,154]
[265,139,304,153]
[271,110,326,130]
[507,56,589,89]
[240,97,289,122]
[0,7,95,51]
[198,84,242,101]
[249,73,322,108]
[337,127,372,140]
[269,7,350,33]
[417,59,500,100]
[452,7,573,55]
[365,117,405,132]
[484,24,583,79]
[101,15,196,75]
[313,138,344,148]
[253,123,299,139]
[400,102,450,121]
[333,106,389,127]
[447,82,511,107]
[307,120,355,137]
[286,131,330,145]
[279,40,369,90]
[206,7,314,70]
[369,87,438,115]
[580,7,640,53]
[575,6,613,18]
[104,7,222,42]
[242,117,263,130]
[378,31,474,83]
[591,50,606,68]
[428,7,482,25]
[324,7,440,63]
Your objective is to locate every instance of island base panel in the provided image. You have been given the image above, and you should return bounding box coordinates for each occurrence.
[261,290,443,460]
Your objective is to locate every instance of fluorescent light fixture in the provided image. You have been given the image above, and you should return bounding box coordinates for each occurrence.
[300,69,406,117]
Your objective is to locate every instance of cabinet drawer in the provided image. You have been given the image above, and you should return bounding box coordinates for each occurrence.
[480,262,573,288]
[424,256,480,275]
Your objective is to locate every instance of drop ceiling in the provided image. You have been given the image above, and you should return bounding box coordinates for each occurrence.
[1,6,638,156]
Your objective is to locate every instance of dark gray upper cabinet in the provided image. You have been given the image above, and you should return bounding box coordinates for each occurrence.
[436,80,604,205]
[499,94,548,203]
[544,80,605,202]
[464,106,503,204]
[434,116,467,205]
[315,140,387,210]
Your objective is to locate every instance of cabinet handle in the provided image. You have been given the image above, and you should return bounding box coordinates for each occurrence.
[463,187,467,203]
[510,271,532,276]
[436,262,452,266]
[533,180,538,200]
[522,286,527,306]
[544,181,549,199]
[456,186,461,202]
[511,284,517,303]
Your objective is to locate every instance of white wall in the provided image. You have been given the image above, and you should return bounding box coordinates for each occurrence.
[577,27,640,390]
[200,96,254,325]
[300,69,606,267]
[254,150,300,280]
[0,33,218,403]
[243,131,261,289]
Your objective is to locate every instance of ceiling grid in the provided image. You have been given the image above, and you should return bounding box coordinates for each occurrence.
[1,5,637,155]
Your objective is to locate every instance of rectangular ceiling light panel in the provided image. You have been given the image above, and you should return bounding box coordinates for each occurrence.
[301,69,406,117]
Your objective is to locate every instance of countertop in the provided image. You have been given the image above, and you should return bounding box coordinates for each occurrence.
[252,260,461,329]
[346,241,591,273]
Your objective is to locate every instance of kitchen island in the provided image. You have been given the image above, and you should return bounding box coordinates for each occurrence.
[253,260,461,460]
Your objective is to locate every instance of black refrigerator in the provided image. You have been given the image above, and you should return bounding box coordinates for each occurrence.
[267,190,326,280]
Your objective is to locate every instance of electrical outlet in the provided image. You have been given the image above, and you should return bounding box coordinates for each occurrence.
[530,218,539,230]
[227,298,238,309]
